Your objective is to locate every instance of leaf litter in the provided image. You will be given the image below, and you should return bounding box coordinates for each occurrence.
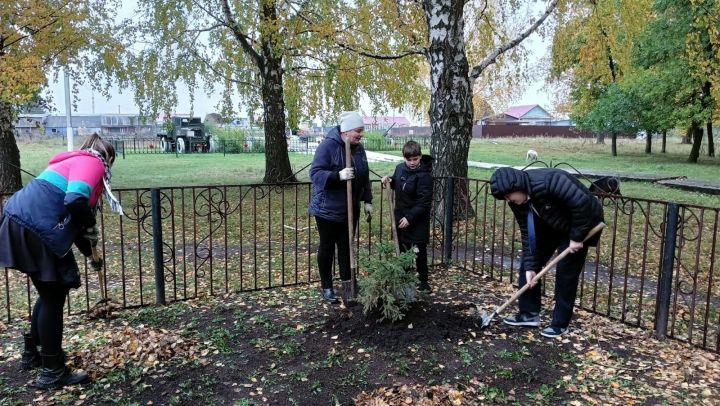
[0,266,718,404]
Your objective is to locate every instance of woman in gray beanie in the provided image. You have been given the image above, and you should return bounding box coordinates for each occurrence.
[489,167,603,337]
[309,112,373,303]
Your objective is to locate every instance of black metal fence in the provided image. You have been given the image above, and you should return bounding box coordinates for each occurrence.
[2,178,718,353]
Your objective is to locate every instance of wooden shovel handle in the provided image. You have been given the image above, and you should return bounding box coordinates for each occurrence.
[493,222,606,316]
[344,138,357,293]
[385,186,401,256]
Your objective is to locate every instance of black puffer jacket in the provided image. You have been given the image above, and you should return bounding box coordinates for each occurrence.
[490,167,604,272]
[389,155,434,244]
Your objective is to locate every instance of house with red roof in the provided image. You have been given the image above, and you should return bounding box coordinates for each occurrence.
[363,116,411,131]
[481,104,554,125]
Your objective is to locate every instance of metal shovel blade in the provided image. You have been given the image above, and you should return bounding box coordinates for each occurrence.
[479,310,497,329]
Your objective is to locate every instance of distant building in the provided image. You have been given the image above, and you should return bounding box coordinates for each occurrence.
[363,116,411,131]
[14,114,47,137]
[481,104,554,125]
[14,114,153,138]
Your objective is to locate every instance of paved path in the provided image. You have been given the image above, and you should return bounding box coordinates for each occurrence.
[365,151,720,194]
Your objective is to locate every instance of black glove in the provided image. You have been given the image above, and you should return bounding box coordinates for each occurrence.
[90,257,104,272]
[84,225,99,247]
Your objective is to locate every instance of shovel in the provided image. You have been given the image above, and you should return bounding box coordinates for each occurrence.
[479,222,605,329]
[88,246,117,318]
[343,138,358,303]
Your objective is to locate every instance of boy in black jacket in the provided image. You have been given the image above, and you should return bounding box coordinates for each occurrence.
[489,167,604,338]
[381,141,434,292]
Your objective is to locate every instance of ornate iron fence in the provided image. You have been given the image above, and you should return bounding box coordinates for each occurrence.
[2,178,718,353]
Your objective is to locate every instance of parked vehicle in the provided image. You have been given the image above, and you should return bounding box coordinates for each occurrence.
[157,116,210,153]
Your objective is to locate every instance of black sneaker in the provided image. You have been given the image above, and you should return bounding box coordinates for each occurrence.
[418,281,432,293]
[540,326,569,338]
[502,312,540,327]
[321,288,339,304]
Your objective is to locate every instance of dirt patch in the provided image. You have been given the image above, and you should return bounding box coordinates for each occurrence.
[1,268,718,405]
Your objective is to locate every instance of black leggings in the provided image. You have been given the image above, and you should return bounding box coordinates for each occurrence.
[30,279,69,355]
[315,217,352,288]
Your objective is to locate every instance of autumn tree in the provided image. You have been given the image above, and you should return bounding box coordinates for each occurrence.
[0,0,122,192]
[123,0,426,184]
[633,0,719,163]
[550,0,653,152]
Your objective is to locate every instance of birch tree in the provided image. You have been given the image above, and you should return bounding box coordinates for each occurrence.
[318,0,557,214]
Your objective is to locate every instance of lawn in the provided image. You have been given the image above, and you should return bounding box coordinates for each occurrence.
[12,136,720,207]
[1,267,718,405]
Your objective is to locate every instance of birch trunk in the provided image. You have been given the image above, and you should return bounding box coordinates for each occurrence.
[424,0,474,220]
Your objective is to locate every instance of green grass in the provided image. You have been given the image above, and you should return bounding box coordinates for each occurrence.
[13,137,720,207]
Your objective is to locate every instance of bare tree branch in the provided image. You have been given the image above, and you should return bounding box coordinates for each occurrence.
[220,0,264,68]
[470,0,558,80]
[187,47,260,89]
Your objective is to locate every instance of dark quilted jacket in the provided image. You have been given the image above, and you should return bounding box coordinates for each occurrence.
[389,155,433,244]
[490,167,604,272]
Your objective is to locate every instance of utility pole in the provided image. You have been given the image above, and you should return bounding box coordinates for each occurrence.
[64,69,74,151]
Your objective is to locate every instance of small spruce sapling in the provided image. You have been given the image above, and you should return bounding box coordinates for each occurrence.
[358,242,419,322]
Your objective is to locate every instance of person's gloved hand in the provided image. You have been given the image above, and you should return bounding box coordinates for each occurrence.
[84,225,99,247]
[364,202,373,222]
[338,167,355,181]
[90,257,104,272]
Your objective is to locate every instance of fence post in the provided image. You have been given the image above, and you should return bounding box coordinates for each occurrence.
[121,140,126,160]
[443,177,455,264]
[151,188,166,305]
[655,202,679,339]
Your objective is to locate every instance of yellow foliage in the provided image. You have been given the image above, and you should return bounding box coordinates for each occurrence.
[0,0,119,104]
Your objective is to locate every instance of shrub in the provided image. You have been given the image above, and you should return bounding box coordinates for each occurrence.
[358,242,419,322]
[361,131,393,151]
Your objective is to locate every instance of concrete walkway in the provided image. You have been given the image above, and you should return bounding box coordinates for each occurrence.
[365,151,720,195]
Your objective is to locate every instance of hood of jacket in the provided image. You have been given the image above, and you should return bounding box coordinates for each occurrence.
[48,150,98,165]
[490,167,530,199]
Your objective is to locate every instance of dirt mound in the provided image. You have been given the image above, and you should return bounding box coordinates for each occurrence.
[324,300,480,350]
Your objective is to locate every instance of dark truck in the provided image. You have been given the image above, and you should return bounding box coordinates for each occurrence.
[157,116,210,153]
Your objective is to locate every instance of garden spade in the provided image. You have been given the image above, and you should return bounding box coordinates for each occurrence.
[479,222,605,329]
[384,185,401,256]
[343,138,358,303]
[88,246,117,318]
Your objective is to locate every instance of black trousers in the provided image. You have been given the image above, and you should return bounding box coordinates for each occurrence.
[30,279,70,355]
[315,217,352,288]
[517,238,589,328]
[399,242,428,283]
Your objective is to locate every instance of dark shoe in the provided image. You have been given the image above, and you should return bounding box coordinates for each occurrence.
[341,280,356,303]
[31,353,89,389]
[502,312,540,327]
[540,326,569,338]
[20,333,40,370]
[418,281,432,293]
[321,288,339,304]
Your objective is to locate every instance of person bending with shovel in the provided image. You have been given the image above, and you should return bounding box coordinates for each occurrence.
[0,133,123,388]
[489,167,604,337]
[309,112,372,303]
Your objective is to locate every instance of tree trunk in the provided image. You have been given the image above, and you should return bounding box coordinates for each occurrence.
[707,121,714,157]
[259,2,295,184]
[424,0,474,220]
[688,121,703,163]
[0,102,22,193]
[661,129,667,153]
[595,133,606,144]
[681,127,691,144]
[644,129,652,154]
[611,133,617,156]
